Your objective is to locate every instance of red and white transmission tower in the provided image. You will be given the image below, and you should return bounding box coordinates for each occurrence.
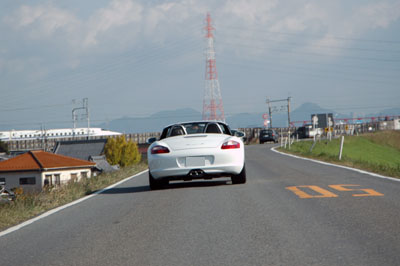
[202,13,225,122]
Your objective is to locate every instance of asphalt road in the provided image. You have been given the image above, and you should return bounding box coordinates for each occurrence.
[1,144,400,266]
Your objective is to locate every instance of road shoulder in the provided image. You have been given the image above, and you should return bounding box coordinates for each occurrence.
[271,146,400,183]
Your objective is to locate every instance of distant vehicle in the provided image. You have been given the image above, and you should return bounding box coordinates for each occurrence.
[147,121,246,189]
[259,129,279,144]
[292,124,323,139]
[0,128,121,142]
[231,129,247,142]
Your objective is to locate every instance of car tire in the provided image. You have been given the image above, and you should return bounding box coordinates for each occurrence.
[231,165,246,184]
[260,141,264,144]
[149,171,167,190]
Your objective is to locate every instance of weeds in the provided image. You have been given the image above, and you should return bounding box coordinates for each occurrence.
[279,131,400,178]
[0,162,147,231]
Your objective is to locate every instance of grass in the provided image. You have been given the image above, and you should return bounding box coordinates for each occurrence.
[279,131,400,178]
[0,162,147,231]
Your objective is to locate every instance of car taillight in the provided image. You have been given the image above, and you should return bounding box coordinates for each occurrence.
[151,145,170,154]
[221,140,240,149]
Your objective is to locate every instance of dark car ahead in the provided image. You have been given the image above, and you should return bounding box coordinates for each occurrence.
[259,129,279,144]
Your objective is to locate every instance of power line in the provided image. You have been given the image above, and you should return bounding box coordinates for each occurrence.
[218,56,399,81]
[217,41,400,63]
[218,32,400,54]
[218,59,399,86]
[0,103,72,112]
[221,25,400,44]
[1,38,203,106]
[1,102,397,126]
[1,24,204,104]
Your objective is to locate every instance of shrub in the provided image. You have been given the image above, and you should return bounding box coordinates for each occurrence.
[105,136,141,167]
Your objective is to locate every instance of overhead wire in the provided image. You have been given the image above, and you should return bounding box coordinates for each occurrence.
[216,40,400,63]
[218,58,399,86]
[218,31,400,54]
[221,25,400,45]
[2,19,399,128]
[1,23,204,105]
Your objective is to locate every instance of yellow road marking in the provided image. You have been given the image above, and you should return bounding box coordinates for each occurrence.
[329,184,384,197]
[286,186,338,199]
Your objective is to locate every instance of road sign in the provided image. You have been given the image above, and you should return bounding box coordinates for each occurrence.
[263,113,268,119]
[312,113,334,128]
[263,120,269,126]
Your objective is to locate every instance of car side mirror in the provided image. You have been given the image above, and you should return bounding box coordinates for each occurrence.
[146,137,157,144]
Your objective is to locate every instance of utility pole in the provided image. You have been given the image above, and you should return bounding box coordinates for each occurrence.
[266,97,273,128]
[265,97,292,128]
[40,123,45,151]
[86,98,90,138]
[287,97,291,129]
[72,98,90,138]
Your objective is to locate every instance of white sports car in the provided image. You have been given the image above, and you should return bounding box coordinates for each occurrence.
[147,121,246,189]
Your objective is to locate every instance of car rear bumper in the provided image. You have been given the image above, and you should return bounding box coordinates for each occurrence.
[148,148,244,179]
[150,164,244,180]
[260,137,277,142]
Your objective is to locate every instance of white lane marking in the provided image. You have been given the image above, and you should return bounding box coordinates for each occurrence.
[0,170,149,238]
[271,147,400,183]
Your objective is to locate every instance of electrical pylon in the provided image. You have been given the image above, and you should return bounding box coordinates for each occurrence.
[202,13,225,122]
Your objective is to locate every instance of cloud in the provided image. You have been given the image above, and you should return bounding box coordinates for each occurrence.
[145,0,205,33]
[83,0,144,47]
[0,56,49,82]
[221,0,277,24]
[5,4,80,38]
[3,0,400,58]
[354,1,400,29]
[269,3,327,33]
[304,1,400,56]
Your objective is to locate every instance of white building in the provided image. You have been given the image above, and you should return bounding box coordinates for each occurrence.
[0,150,95,192]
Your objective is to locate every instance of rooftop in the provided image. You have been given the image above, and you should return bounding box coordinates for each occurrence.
[0,150,95,172]
[54,139,107,160]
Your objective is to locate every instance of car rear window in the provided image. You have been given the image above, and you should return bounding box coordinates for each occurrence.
[261,130,272,134]
[182,123,207,134]
[162,122,232,138]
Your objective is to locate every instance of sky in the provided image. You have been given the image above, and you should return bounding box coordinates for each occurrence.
[1,0,399,130]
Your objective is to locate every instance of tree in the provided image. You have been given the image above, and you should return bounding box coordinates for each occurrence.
[105,136,141,167]
[104,137,120,165]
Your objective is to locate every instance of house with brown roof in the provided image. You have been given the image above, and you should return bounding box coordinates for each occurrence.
[0,150,96,192]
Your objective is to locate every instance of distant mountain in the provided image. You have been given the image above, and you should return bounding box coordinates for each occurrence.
[97,108,202,133]
[227,102,340,128]
[367,107,400,118]
[95,103,399,133]
[225,113,264,129]
[2,103,397,133]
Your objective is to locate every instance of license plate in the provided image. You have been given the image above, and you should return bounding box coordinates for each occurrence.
[186,157,205,167]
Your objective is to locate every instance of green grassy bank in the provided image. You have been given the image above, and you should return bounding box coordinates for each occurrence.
[0,162,147,231]
[279,131,400,178]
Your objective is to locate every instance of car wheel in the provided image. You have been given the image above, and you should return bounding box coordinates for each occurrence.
[149,171,167,190]
[231,165,246,184]
[260,141,264,144]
